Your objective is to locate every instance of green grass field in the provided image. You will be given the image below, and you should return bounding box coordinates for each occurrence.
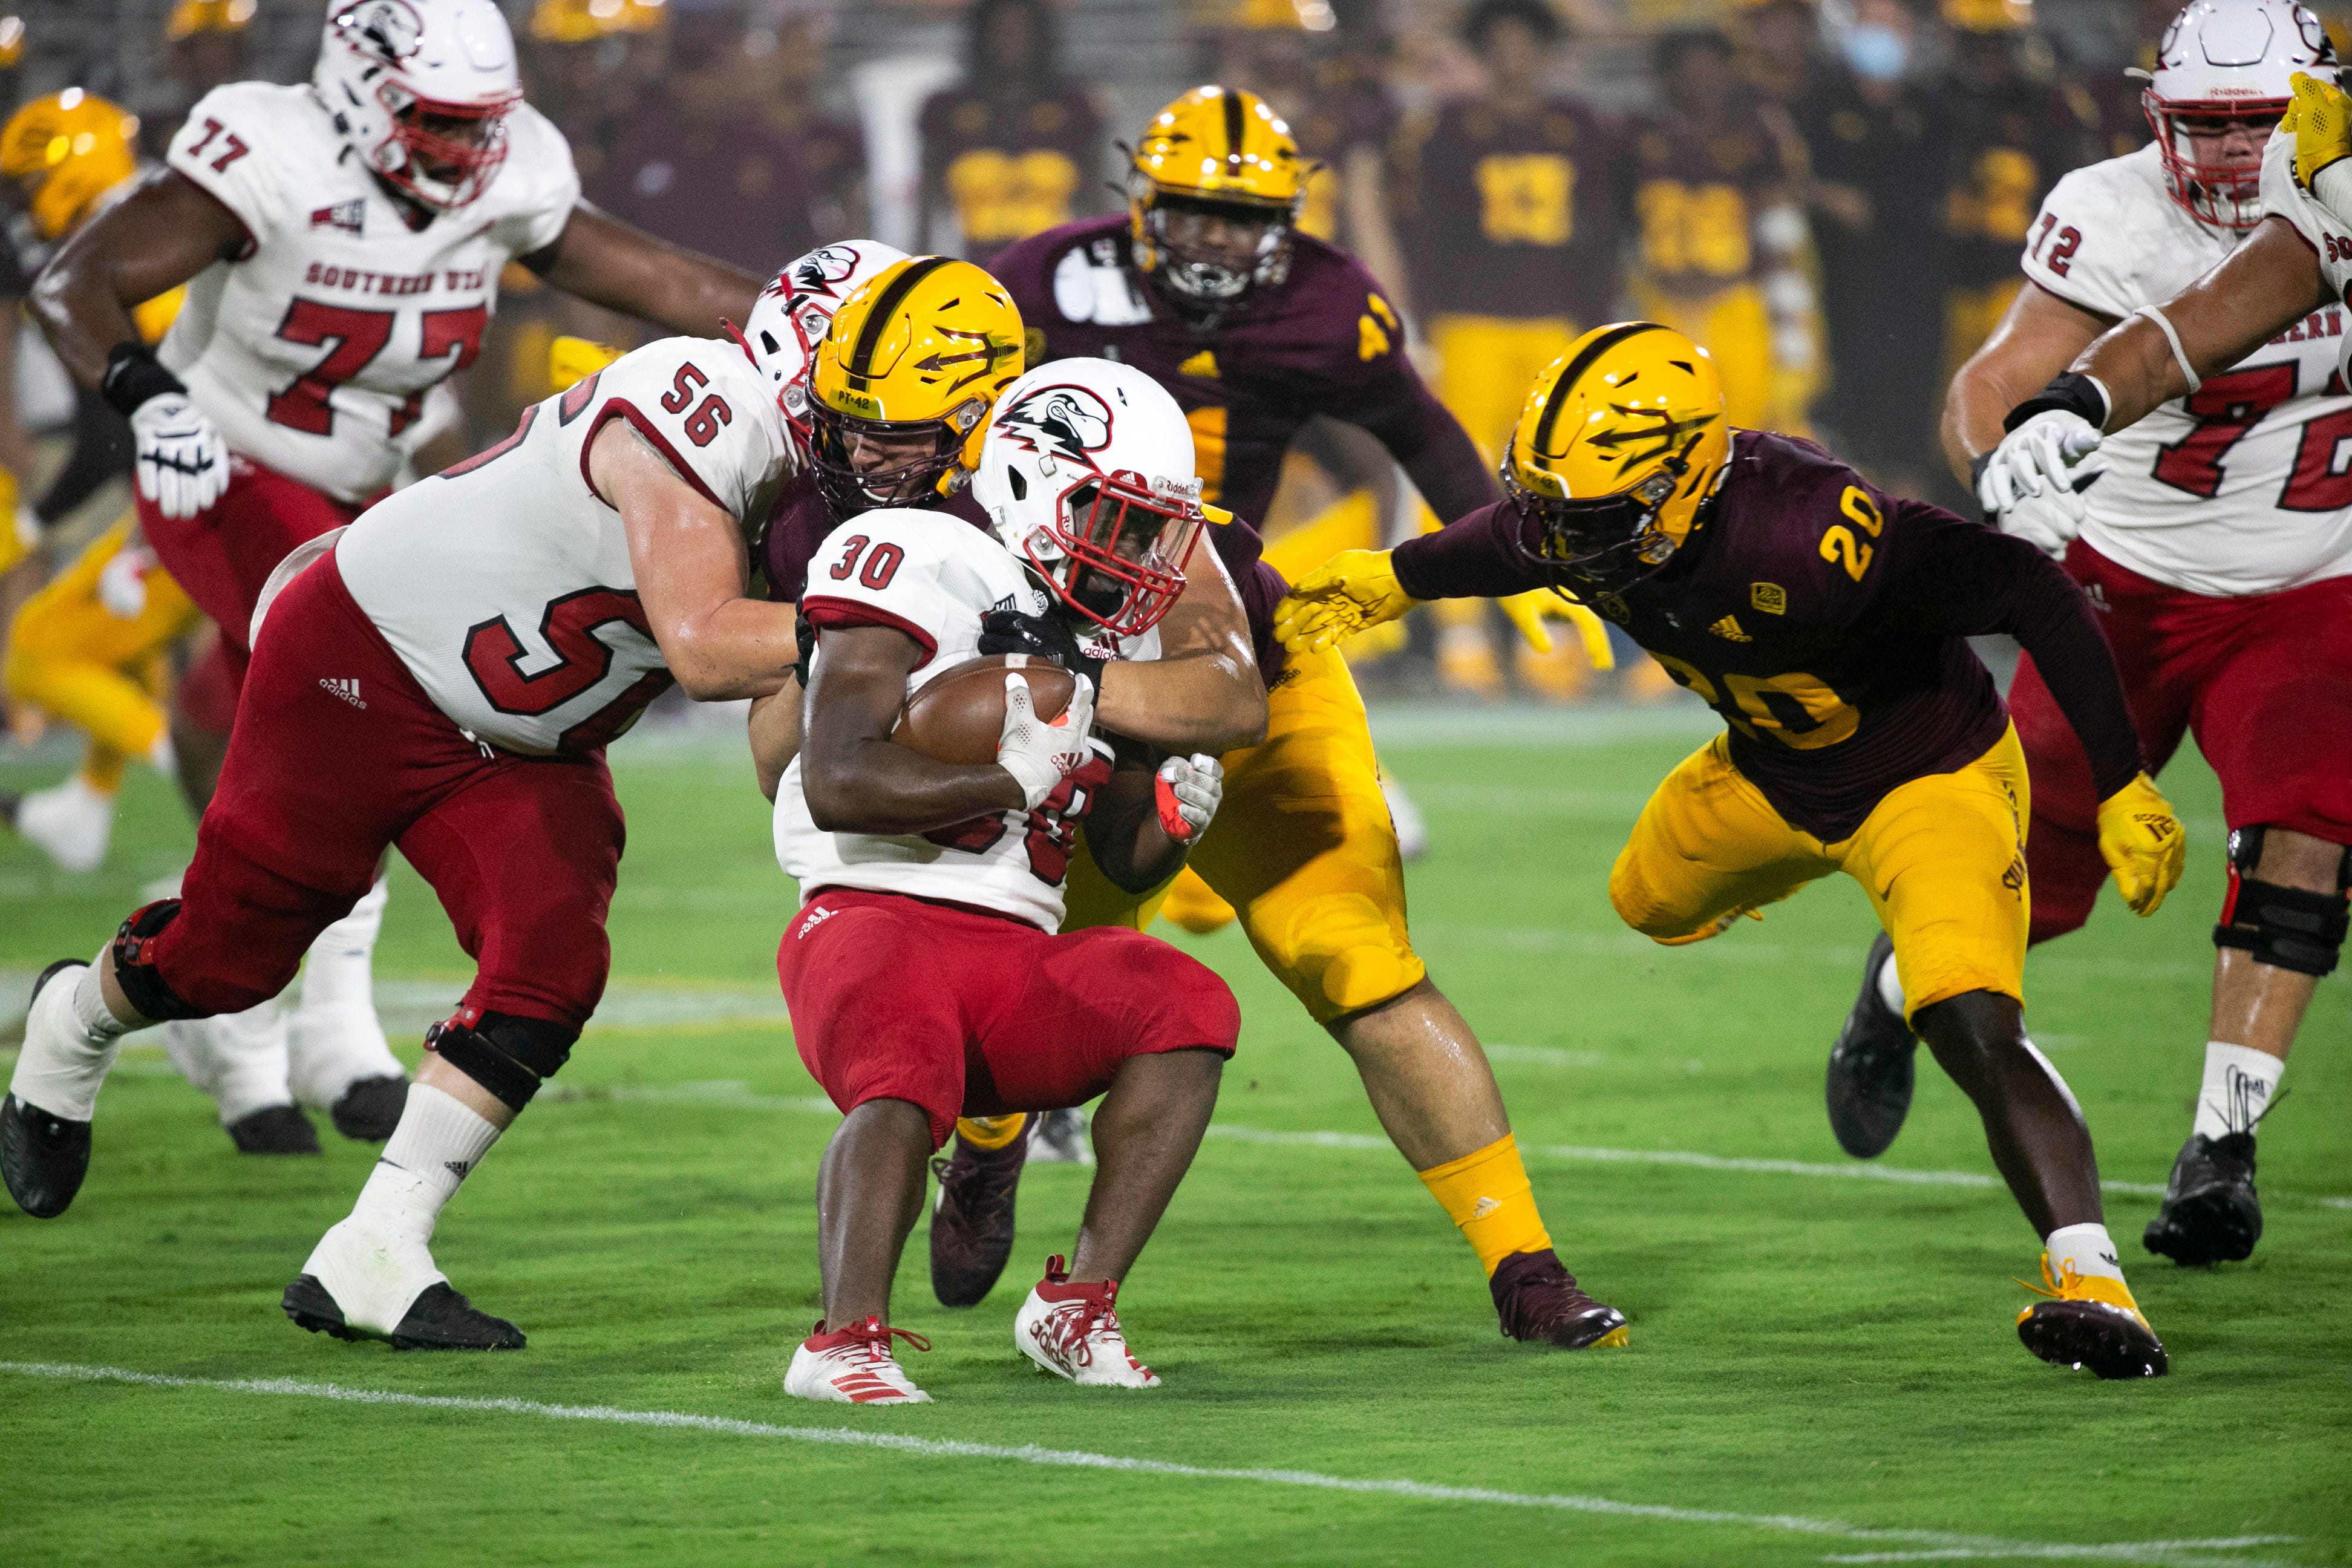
[2,704,2346,1567]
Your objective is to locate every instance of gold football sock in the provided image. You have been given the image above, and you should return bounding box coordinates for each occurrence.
[1418,1133,1552,1276]
[953,1112,1029,1152]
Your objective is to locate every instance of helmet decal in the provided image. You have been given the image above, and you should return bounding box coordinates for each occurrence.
[788,244,867,302]
[993,384,1115,471]
[333,0,426,63]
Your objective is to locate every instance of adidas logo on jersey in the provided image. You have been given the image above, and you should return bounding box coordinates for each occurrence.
[1709,616,1751,642]
[309,199,365,235]
[319,678,367,710]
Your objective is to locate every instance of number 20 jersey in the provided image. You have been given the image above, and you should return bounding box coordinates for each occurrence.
[160,81,580,505]
[2024,139,2352,596]
[335,337,792,756]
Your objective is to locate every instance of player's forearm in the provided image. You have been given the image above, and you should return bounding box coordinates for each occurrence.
[1391,503,1541,601]
[28,249,151,388]
[1945,348,2050,483]
[2070,315,2194,434]
[1097,653,1265,754]
[656,598,800,701]
[1393,408,1502,524]
[748,685,802,802]
[1081,770,1186,894]
[531,204,763,339]
[800,739,1026,834]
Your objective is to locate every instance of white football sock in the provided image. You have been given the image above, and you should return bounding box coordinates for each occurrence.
[8,962,129,1122]
[2044,1221,2125,1285]
[146,731,177,778]
[162,1001,293,1125]
[289,877,403,1105]
[1875,951,1907,1017]
[2190,1041,2284,1142]
[351,1085,501,1245]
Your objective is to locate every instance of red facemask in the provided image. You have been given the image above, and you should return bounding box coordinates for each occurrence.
[376,85,518,210]
[1021,469,1201,639]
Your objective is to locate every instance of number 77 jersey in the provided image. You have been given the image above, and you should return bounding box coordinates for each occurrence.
[2024,138,2352,597]
[334,336,794,756]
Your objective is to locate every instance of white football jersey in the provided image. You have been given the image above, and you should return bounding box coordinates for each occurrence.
[774,510,1158,933]
[334,336,792,754]
[160,80,580,504]
[2023,140,2352,596]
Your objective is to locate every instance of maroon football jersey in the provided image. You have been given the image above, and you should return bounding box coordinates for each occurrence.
[1393,430,2144,840]
[1628,113,1786,299]
[918,87,1105,266]
[1403,98,1628,325]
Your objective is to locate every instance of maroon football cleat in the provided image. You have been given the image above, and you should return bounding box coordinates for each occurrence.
[1491,1249,1630,1348]
[929,1129,1029,1308]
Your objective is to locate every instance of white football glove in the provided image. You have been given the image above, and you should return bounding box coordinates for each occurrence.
[1993,486,2083,559]
[1154,753,1224,844]
[131,392,230,520]
[996,671,1096,810]
[1977,410,2102,521]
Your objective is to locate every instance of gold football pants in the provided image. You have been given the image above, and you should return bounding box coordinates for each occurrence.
[1427,313,1583,465]
[1607,726,2032,1018]
[3,518,199,777]
[1064,641,1425,1024]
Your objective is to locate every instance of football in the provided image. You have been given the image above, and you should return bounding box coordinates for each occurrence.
[892,653,1077,765]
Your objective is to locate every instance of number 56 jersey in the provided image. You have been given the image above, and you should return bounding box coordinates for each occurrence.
[335,337,792,756]
[2024,139,2352,596]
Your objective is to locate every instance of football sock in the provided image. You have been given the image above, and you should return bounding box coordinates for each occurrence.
[299,877,388,1014]
[2191,1042,2283,1142]
[354,1084,500,1244]
[8,962,131,1121]
[1876,953,1907,1018]
[2044,1221,2126,1286]
[954,1112,1029,1152]
[1419,1133,1552,1276]
[72,963,134,1042]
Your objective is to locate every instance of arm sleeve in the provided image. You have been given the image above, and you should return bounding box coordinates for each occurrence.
[165,84,282,253]
[1390,500,1548,599]
[585,341,785,521]
[34,387,131,526]
[1875,498,2145,798]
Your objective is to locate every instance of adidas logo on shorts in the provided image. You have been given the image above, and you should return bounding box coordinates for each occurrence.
[319,678,367,710]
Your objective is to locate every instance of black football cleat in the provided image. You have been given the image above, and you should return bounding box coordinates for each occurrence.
[2,959,100,1218]
[225,1103,322,1155]
[1029,1106,1092,1165]
[330,1074,410,1142]
[929,1129,1028,1308]
[283,1273,526,1351]
[1826,931,1918,1158]
[1491,1249,1630,1348]
[2143,1132,2262,1267]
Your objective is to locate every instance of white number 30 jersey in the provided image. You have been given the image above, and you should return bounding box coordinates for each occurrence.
[161,80,580,504]
[332,338,792,755]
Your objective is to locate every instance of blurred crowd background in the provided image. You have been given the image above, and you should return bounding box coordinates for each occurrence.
[0,0,2309,704]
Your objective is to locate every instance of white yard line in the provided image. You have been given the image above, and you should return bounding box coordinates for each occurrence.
[0,1361,2303,1568]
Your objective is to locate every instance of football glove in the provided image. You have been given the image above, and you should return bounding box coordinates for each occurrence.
[1499,587,1615,671]
[1273,548,1417,655]
[1154,752,1224,843]
[2288,71,2352,192]
[978,607,1106,690]
[1978,410,2101,519]
[996,670,1096,811]
[2096,772,2186,916]
[1994,486,2083,560]
[130,392,230,520]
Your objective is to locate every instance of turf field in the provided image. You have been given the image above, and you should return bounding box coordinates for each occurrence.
[2,701,2346,1567]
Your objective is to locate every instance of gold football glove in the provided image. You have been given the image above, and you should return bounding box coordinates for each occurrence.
[1273,547,1418,655]
[1499,587,1615,671]
[2288,71,2352,191]
[2096,772,2185,916]
[549,335,626,395]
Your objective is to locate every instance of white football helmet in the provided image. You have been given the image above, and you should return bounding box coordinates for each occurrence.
[313,0,523,212]
[972,359,1209,639]
[2143,0,2338,228]
[744,240,911,436]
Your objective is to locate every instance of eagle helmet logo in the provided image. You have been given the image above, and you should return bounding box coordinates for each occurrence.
[332,0,425,62]
[992,383,1115,475]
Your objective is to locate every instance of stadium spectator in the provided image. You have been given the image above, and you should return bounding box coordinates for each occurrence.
[139,0,256,158]
[1937,0,2104,385]
[1795,0,1955,495]
[916,0,1106,264]
[747,8,867,243]
[1397,0,1628,699]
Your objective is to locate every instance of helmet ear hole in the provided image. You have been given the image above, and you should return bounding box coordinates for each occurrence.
[1007,467,1027,501]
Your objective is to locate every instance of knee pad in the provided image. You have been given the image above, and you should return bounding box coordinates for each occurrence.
[2214,826,2351,978]
[109,900,207,1022]
[425,1008,577,1113]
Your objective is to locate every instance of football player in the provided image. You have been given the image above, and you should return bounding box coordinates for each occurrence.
[766,353,1246,1403]
[939,86,1628,1350]
[1279,323,2185,1379]
[26,0,769,1145]
[1950,0,2351,1267]
[3,272,806,1351]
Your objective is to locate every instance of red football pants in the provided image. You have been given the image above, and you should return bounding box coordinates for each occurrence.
[2010,540,2352,942]
[778,887,1241,1148]
[140,549,625,1032]
[137,453,364,701]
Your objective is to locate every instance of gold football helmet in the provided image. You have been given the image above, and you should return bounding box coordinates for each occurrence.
[165,0,256,40]
[1503,321,1731,593]
[807,255,1025,518]
[1128,85,1305,310]
[0,89,140,240]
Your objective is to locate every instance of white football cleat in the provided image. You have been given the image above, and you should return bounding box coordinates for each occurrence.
[283,1214,523,1350]
[783,1318,933,1404]
[11,776,115,873]
[1015,1256,1159,1388]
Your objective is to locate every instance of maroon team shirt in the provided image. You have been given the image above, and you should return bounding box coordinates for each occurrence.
[1393,430,2145,840]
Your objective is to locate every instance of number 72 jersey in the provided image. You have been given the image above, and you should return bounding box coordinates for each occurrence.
[2023,138,2352,597]
[335,337,793,756]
